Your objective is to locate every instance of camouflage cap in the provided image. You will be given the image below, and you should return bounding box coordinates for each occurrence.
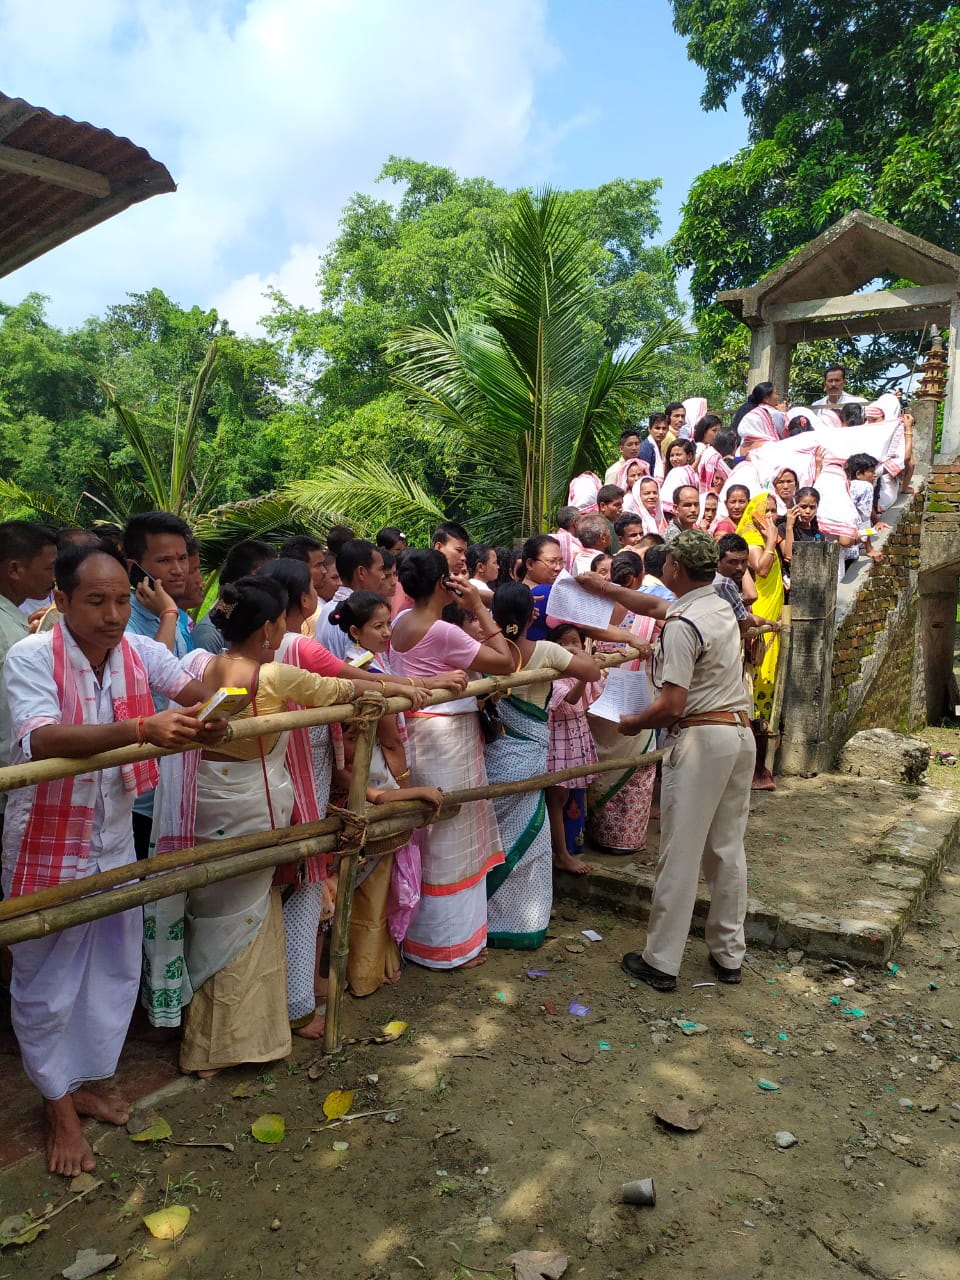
[668,529,719,573]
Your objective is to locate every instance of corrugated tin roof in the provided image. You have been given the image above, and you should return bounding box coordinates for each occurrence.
[0,91,175,278]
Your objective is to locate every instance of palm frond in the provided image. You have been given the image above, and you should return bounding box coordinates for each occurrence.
[97,380,170,510]
[0,479,83,526]
[290,461,446,543]
[171,340,221,513]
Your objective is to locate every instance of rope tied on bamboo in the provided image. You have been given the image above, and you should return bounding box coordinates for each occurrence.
[333,806,368,851]
[348,689,387,727]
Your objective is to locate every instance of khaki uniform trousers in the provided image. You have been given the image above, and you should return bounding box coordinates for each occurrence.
[642,722,755,976]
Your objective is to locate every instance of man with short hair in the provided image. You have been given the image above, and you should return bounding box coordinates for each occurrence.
[1,543,221,1175]
[391,521,471,617]
[604,429,642,485]
[714,533,771,634]
[180,536,206,615]
[0,522,59,834]
[122,513,194,859]
[608,531,755,990]
[812,363,867,408]
[615,513,644,549]
[597,485,625,551]
[431,521,470,577]
[638,413,668,480]
[664,485,700,544]
[192,539,278,654]
[317,539,386,658]
[280,536,327,593]
[572,513,612,575]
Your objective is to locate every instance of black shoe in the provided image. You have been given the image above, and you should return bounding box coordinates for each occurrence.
[621,952,677,992]
[709,953,742,984]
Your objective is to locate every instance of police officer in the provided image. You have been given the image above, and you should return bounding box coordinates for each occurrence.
[593,530,755,991]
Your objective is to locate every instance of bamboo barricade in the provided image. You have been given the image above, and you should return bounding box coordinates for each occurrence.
[0,647,657,1052]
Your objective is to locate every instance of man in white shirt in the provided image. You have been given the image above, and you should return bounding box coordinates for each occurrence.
[316,539,387,659]
[812,363,867,408]
[1,543,221,1177]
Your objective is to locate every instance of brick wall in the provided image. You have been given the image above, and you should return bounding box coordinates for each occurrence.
[828,487,924,752]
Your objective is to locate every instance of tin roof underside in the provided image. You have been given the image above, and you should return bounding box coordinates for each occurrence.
[0,92,175,279]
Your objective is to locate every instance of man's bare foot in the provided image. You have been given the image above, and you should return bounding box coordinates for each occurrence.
[44,1097,96,1177]
[553,850,593,875]
[71,1086,129,1126]
[196,1068,221,1079]
[293,1012,326,1039]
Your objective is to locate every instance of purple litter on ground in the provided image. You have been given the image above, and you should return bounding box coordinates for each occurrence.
[568,1001,590,1017]
[526,970,549,978]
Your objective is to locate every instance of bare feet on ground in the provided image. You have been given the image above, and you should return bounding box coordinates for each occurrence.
[457,948,488,970]
[552,849,593,875]
[293,1012,326,1039]
[196,1068,221,1079]
[44,1097,97,1177]
[383,970,402,985]
[71,1086,129,1125]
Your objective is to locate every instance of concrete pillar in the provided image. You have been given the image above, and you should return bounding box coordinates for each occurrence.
[940,300,960,458]
[779,540,841,776]
[772,339,793,405]
[747,322,775,389]
[911,397,938,476]
[920,577,959,723]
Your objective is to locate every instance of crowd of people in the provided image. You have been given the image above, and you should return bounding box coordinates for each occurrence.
[0,362,915,1177]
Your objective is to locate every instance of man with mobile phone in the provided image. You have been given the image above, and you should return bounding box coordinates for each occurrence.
[122,512,196,1031]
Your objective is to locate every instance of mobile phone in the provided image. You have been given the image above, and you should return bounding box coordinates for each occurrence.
[129,563,156,591]
[443,577,464,598]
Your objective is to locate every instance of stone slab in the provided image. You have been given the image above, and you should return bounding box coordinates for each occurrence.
[557,778,960,968]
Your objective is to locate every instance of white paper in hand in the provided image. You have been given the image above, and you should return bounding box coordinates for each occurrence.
[548,571,614,629]
[587,666,651,723]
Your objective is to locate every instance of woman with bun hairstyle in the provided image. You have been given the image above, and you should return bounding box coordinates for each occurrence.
[389,549,515,969]
[257,561,458,1032]
[166,576,364,1077]
[483,583,600,948]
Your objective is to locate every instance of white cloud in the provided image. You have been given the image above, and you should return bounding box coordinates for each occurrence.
[0,0,559,333]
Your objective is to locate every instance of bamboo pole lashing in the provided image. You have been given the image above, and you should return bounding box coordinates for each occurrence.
[0,751,664,942]
[0,649,640,795]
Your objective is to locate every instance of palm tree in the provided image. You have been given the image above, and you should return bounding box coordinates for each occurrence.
[376,187,686,540]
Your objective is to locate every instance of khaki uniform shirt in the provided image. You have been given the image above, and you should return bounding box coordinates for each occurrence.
[654,584,750,717]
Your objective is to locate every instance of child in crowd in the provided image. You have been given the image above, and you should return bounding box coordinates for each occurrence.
[545,624,598,876]
[844,454,884,567]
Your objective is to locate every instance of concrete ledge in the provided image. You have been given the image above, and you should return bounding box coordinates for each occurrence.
[556,781,960,967]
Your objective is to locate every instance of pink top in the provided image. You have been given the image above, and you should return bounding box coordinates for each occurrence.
[280,633,344,678]
[389,619,481,715]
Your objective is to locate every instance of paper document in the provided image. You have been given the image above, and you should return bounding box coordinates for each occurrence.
[547,571,614,629]
[587,666,651,723]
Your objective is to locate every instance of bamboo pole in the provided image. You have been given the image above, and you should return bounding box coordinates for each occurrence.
[0,751,664,941]
[323,709,379,1054]
[0,649,639,795]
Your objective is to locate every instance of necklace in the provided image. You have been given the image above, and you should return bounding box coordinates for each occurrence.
[92,656,108,683]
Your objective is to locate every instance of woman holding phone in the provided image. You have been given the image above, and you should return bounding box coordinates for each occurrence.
[388,550,514,970]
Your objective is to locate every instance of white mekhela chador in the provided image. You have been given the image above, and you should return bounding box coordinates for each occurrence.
[484,642,572,948]
[0,626,188,1099]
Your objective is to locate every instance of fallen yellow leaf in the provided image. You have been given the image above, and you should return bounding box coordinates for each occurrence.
[322,1089,354,1120]
[129,1117,172,1143]
[380,1020,408,1041]
[143,1205,190,1240]
[251,1113,286,1143]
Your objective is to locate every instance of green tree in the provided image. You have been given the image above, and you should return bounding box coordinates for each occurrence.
[267,156,683,414]
[296,190,684,542]
[671,1,959,379]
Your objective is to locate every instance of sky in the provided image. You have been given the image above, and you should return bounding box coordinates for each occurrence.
[0,0,747,336]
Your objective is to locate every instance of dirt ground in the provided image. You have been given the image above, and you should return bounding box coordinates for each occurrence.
[0,762,958,1280]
